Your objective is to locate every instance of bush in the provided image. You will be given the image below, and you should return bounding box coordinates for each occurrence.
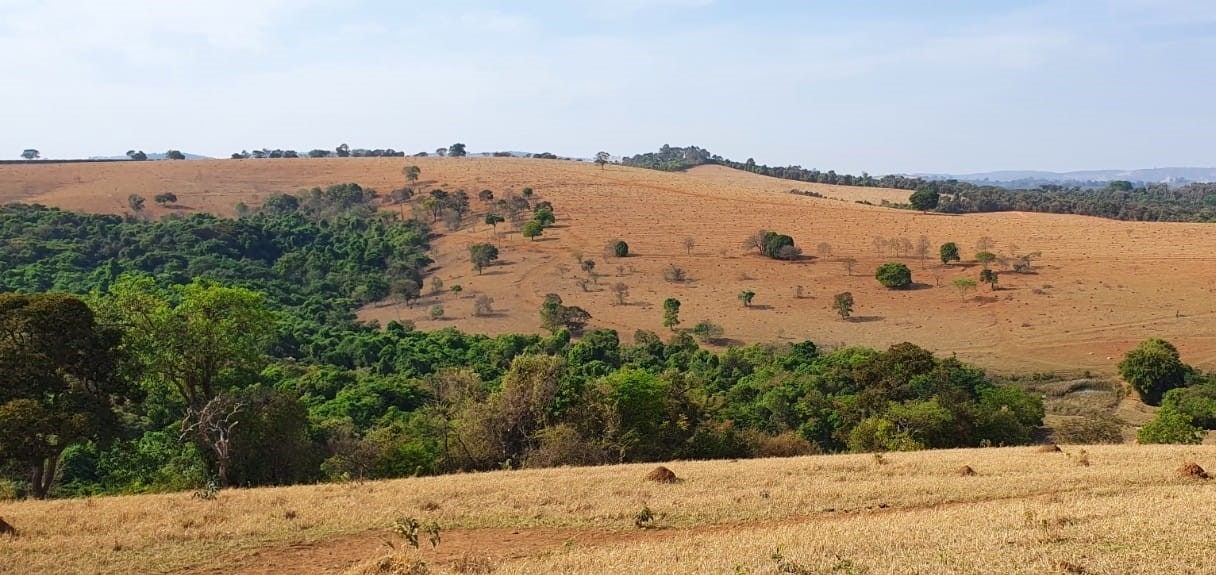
[613,240,629,257]
[1138,409,1204,444]
[691,320,724,343]
[744,430,819,458]
[428,305,444,320]
[663,265,686,283]
[875,262,912,289]
[1160,383,1216,429]
[761,232,796,259]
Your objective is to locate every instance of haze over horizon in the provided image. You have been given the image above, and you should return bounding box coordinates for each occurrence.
[3,0,1214,174]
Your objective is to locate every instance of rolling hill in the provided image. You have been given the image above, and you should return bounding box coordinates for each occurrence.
[2,156,1215,376]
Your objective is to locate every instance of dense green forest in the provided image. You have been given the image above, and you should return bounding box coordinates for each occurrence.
[622,145,1216,222]
[0,185,1048,499]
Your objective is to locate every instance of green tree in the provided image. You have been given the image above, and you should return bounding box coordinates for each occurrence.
[833,292,854,320]
[663,298,681,330]
[469,243,500,274]
[522,219,544,241]
[939,242,960,265]
[165,150,186,160]
[101,276,275,413]
[908,187,939,212]
[875,262,912,289]
[975,251,997,269]
[534,206,556,227]
[979,268,999,290]
[127,150,148,161]
[952,278,977,300]
[738,290,755,307]
[1118,338,1188,405]
[448,143,467,157]
[691,320,724,343]
[403,165,421,184]
[0,293,128,498]
[21,148,40,160]
[485,213,505,231]
[336,143,350,157]
[595,151,610,170]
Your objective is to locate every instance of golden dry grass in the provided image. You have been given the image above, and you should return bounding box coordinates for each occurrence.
[0,445,1213,575]
[3,157,1212,375]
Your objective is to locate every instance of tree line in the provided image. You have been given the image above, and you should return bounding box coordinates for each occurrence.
[622,145,1216,222]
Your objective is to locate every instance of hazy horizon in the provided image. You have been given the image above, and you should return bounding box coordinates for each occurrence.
[3,1,1214,174]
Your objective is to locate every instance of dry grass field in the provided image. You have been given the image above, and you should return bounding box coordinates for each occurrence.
[3,157,1214,375]
[0,444,1213,574]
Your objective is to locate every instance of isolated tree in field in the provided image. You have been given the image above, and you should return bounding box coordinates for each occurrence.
[430,276,444,295]
[595,151,610,170]
[841,257,857,276]
[534,206,556,228]
[817,242,833,259]
[469,243,500,273]
[692,320,724,343]
[336,143,351,157]
[391,279,421,308]
[738,290,756,307]
[940,242,960,265]
[979,268,999,290]
[485,213,504,231]
[1118,338,1188,405]
[522,219,544,241]
[909,187,940,212]
[448,143,467,157]
[916,235,931,267]
[128,194,145,213]
[743,229,769,253]
[435,147,447,157]
[761,232,797,259]
[127,150,147,161]
[613,240,629,257]
[683,237,696,255]
[20,148,39,160]
[612,282,629,305]
[952,278,977,300]
[429,305,445,320]
[478,189,494,203]
[165,149,186,160]
[403,165,421,184]
[450,284,463,296]
[875,262,912,289]
[154,192,178,206]
[663,298,681,330]
[663,264,687,283]
[975,251,997,269]
[833,292,854,320]
[0,293,128,498]
[473,295,495,316]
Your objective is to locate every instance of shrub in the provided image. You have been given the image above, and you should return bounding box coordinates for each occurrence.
[875,262,912,289]
[1160,383,1216,429]
[833,292,854,320]
[472,295,494,317]
[428,305,444,321]
[613,240,629,257]
[1138,409,1204,444]
[663,265,686,283]
[940,242,960,265]
[761,232,796,259]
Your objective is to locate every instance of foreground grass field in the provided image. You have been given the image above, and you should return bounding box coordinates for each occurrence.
[1,444,1213,574]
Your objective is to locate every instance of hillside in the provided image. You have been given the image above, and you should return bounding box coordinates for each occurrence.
[2,157,1215,375]
[1,444,1213,574]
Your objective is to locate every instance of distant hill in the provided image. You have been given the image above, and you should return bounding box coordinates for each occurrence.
[919,167,1216,188]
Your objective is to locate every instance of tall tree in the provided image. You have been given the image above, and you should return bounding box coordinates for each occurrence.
[101,276,275,413]
[0,293,129,498]
[595,151,610,170]
[663,298,681,330]
[448,143,467,157]
[403,165,421,184]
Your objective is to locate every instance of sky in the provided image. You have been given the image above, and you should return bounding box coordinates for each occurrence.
[1,0,1213,174]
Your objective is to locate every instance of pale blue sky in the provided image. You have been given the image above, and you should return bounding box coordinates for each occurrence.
[2,0,1213,173]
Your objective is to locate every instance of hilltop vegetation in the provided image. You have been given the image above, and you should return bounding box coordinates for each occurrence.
[624,145,1216,221]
